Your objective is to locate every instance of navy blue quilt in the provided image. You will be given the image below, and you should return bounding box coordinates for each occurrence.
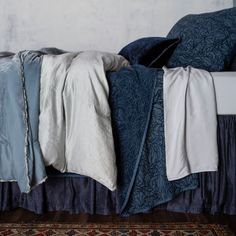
[108,65,198,216]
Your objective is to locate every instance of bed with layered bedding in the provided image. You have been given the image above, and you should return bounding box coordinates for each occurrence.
[0,7,236,216]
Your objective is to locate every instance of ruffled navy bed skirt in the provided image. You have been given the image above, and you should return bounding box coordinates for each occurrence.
[0,115,235,215]
[0,176,118,215]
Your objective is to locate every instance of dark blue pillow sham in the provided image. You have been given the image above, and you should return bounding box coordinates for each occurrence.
[119,37,180,68]
[167,7,236,71]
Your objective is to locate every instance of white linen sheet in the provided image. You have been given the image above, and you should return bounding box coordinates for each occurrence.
[39,51,129,191]
[163,66,218,181]
[212,72,236,115]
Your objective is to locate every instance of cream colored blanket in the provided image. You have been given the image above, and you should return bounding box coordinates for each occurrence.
[163,66,218,181]
[39,51,129,190]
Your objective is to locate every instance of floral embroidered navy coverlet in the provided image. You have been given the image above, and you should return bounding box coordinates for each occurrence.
[107,65,198,216]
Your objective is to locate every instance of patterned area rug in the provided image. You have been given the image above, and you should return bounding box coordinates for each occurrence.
[0,223,233,235]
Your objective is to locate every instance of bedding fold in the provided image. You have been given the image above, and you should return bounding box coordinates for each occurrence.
[39,51,129,191]
[163,66,218,181]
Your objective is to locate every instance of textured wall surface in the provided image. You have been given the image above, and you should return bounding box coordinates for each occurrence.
[0,0,233,52]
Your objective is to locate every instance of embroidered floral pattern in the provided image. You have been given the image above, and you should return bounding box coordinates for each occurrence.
[108,65,198,216]
[167,8,236,71]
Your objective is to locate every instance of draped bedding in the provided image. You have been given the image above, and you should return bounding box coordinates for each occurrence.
[0,50,194,215]
[163,67,218,181]
[39,51,128,191]
[0,7,236,217]
[0,56,209,215]
[0,93,235,216]
[107,65,198,215]
[0,51,47,193]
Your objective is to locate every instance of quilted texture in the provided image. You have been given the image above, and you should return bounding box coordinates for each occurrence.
[167,7,236,71]
[108,66,198,216]
[119,37,179,68]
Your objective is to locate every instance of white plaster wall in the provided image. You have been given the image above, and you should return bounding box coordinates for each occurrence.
[0,0,233,52]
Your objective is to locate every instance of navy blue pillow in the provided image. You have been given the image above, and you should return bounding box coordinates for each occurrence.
[167,8,236,71]
[119,37,180,68]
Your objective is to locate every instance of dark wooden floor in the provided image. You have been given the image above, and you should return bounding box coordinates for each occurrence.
[0,209,235,234]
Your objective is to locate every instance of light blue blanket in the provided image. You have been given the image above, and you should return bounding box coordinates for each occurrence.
[0,51,46,193]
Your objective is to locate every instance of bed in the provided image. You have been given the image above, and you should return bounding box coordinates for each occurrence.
[0,6,236,216]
